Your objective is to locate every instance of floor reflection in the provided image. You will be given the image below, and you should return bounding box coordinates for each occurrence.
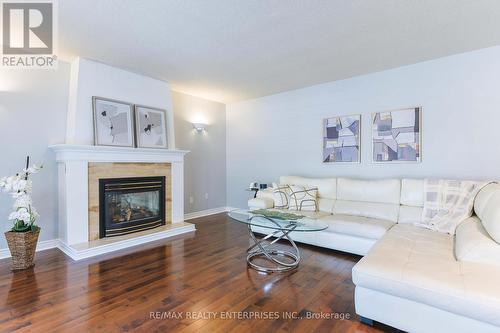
[6,267,40,308]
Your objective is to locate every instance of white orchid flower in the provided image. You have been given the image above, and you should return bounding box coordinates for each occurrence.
[0,177,7,188]
[1,160,42,227]
[1,176,16,192]
[23,164,43,175]
[12,179,27,192]
[17,210,31,222]
[8,211,19,220]
[14,194,32,208]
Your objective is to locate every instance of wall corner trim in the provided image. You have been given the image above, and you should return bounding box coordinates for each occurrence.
[184,207,234,220]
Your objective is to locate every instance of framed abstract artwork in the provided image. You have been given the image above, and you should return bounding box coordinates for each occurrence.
[92,97,135,147]
[134,105,169,149]
[322,114,361,163]
[372,107,422,163]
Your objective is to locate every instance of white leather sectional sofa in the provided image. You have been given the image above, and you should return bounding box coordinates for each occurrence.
[248,176,500,333]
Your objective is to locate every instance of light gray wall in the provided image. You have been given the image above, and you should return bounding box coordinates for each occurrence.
[0,63,70,248]
[227,45,500,208]
[172,91,227,213]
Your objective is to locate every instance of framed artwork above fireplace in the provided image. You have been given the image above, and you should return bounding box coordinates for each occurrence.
[92,97,135,147]
[134,105,169,149]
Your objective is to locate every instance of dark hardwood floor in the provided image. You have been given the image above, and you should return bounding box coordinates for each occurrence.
[0,213,397,333]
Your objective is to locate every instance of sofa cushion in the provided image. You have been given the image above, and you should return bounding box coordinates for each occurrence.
[321,214,395,240]
[318,198,335,214]
[474,183,500,243]
[334,200,399,222]
[353,224,500,327]
[455,216,500,266]
[401,178,424,207]
[280,176,337,200]
[398,205,423,224]
[337,178,401,204]
[248,197,274,209]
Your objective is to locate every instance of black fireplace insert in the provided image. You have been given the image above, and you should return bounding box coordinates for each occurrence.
[99,176,165,238]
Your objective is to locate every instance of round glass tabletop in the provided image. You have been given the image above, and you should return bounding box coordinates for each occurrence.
[228,209,328,232]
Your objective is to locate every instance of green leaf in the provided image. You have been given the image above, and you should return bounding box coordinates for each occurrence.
[12,224,31,232]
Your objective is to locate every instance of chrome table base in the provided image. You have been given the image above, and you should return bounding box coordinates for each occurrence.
[246,216,301,273]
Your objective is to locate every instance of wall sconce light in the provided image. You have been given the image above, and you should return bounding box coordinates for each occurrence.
[192,123,207,132]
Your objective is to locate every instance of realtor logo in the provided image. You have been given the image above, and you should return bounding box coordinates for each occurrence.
[1,0,57,68]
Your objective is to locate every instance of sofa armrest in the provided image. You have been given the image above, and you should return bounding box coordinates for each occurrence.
[256,188,275,200]
[248,197,274,209]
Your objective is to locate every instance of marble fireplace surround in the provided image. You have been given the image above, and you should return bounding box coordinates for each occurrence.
[88,162,173,241]
[50,144,194,260]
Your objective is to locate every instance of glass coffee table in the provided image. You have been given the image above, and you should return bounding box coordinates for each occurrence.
[228,209,328,273]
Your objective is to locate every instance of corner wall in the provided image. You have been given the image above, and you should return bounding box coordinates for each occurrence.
[172,91,227,214]
[0,60,227,253]
[66,58,176,148]
[226,45,500,208]
[0,63,70,248]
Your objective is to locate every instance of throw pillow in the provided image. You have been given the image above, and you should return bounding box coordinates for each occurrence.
[273,185,291,209]
[288,185,318,211]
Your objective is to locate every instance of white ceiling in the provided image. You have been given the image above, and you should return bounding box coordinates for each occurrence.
[58,0,500,103]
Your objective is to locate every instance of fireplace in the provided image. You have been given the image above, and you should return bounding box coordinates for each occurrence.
[99,176,166,238]
[50,145,192,260]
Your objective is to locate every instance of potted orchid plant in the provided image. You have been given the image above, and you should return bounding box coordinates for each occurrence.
[0,157,42,270]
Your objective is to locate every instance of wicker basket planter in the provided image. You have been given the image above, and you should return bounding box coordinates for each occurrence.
[5,229,40,270]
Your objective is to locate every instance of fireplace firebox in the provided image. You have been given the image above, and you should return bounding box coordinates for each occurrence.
[99,176,166,238]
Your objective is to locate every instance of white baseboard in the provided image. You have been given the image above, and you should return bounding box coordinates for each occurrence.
[58,223,196,260]
[0,238,59,259]
[0,223,196,261]
[184,206,233,220]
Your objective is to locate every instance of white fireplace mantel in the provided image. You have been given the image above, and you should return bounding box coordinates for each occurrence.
[49,144,193,260]
[50,144,189,162]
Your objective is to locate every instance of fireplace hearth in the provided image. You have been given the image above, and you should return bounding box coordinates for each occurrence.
[99,176,166,238]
